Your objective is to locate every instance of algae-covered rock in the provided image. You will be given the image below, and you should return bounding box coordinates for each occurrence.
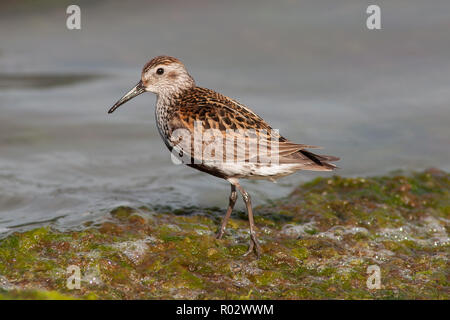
[0,169,448,299]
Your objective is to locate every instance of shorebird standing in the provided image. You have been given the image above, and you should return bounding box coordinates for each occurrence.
[108,56,339,257]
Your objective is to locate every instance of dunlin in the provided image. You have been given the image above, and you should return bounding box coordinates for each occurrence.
[108,56,339,257]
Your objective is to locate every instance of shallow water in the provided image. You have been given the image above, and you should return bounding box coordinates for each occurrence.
[0,0,449,237]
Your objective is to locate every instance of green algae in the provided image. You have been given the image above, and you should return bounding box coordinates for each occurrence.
[0,289,78,300]
[0,169,448,299]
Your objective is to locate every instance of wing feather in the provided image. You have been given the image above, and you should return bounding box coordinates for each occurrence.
[164,87,338,170]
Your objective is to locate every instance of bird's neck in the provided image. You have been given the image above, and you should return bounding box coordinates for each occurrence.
[156,92,176,108]
[155,85,193,137]
[156,86,194,108]
[156,74,195,105]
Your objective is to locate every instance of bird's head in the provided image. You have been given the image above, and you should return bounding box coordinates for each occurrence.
[108,56,195,114]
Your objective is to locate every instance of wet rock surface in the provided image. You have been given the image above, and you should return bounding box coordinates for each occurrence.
[0,169,448,299]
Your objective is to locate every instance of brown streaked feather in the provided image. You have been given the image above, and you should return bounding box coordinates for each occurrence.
[162,87,339,171]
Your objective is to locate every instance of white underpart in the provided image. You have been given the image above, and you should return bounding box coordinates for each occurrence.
[204,161,331,181]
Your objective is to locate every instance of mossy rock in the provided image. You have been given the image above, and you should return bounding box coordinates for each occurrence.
[0,169,448,299]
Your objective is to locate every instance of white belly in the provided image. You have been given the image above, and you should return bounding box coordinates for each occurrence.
[202,161,301,180]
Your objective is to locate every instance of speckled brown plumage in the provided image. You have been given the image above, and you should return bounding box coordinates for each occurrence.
[109,55,339,257]
[160,86,339,174]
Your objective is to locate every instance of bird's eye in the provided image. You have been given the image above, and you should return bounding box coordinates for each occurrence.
[156,68,164,75]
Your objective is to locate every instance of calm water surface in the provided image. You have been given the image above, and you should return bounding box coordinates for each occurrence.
[0,0,449,237]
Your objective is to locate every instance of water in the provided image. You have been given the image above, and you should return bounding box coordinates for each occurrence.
[1,0,449,237]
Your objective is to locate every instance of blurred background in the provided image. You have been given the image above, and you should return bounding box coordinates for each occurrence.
[0,0,449,237]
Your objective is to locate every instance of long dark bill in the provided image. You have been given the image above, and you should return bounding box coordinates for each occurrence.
[108,81,145,114]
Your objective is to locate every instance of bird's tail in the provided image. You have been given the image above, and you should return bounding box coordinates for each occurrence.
[297,149,340,171]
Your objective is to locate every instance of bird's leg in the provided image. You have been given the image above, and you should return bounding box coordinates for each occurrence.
[235,183,261,258]
[216,184,237,239]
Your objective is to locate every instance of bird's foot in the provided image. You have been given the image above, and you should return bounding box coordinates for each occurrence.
[215,226,227,239]
[243,234,261,258]
[215,230,224,240]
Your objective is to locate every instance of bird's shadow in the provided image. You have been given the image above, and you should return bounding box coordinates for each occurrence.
[151,203,295,225]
